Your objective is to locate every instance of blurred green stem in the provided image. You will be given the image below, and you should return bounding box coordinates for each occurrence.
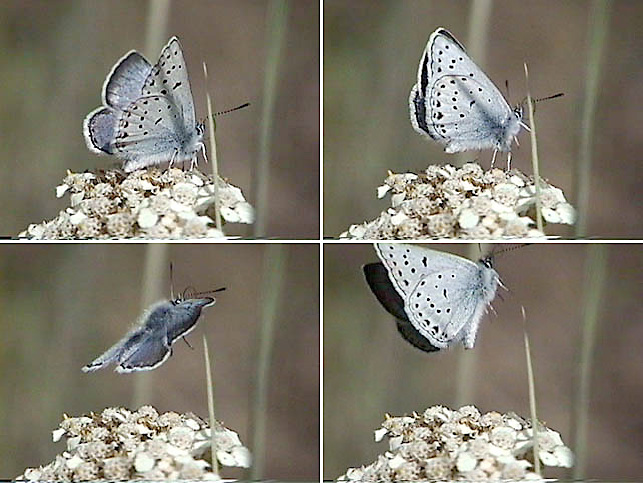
[144,0,170,59]
[574,0,612,237]
[252,0,289,237]
[249,245,287,479]
[572,244,607,479]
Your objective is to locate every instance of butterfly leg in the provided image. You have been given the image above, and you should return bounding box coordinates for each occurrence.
[168,150,178,169]
[182,336,194,349]
[491,149,498,168]
[506,151,512,171]
[200,143,208,165]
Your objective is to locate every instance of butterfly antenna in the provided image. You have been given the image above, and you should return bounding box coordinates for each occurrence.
[494,243,532,257]
[212,102,250,117]
[534,92,564,103]
[520,92,564,115]
[191,287,227,298]
[182,285,198,300]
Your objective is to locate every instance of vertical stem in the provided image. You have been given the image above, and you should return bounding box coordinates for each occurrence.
[572,244,608,479]
[466,0,493,66]
[203,62,223,233]
[522,306,540,476]
[249,245,287,479]
[203,335,220,477]
[132,244,169,408]
[252,0,290,237]
[144,0,170,59]
[574,1,612,237]
[524,63,544,233]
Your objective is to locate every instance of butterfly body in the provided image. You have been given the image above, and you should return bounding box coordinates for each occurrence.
[410,28,523,162]
[84,37,205,173]
[364,243,499,351]
[82,296,215,373]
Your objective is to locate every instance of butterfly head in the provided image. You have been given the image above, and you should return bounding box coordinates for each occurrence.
[480,255,495,269]
[196,120,206,139]
[513,104,524,122]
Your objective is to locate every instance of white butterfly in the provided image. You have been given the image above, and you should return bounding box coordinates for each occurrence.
[409,28,529,168]
[364,243,500,351]
[84,37,205,173]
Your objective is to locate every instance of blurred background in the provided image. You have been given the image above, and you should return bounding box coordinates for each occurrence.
[0,0,319,239]
[324,243,642,479]
[0,243,319,479]
[324,0,643,238]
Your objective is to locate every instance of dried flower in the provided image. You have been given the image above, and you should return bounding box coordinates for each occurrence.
[341,163,576,239]
[338,405,574,482]
[19,168,254,239]
[18,406,252,481]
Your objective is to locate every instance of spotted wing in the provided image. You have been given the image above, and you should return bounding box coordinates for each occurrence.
[410,28,519,153]
[141,37,197,130]
[374,244,484,350]
[404,257,486,349]
[112,94,189,172]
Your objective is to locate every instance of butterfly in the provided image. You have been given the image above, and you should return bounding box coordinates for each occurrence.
[409,27,530,168]
[364,243,500,351]
[82,286,225,373]
[84,37,205,173]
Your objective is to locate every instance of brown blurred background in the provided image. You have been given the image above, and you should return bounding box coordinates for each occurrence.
[324,243,642,479]
[324,1,643,238]
[0,243,319,479]
[0,0,319,239]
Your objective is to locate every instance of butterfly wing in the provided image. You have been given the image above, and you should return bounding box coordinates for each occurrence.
[141,37,197,130]
[112,94,197,172]
[82,325,148,372]
[373,244,495,350]
[404,257,489,349]
[83,106,118,155]
[116,331,172,373]
[102,51,152,111]
[410,28,521,153]
[364,262,440,352]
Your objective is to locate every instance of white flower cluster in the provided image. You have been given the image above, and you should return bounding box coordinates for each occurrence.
[338,405,574,482]
[341,163,576,239]
[19,168,254,239]
[18,405,251,481]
